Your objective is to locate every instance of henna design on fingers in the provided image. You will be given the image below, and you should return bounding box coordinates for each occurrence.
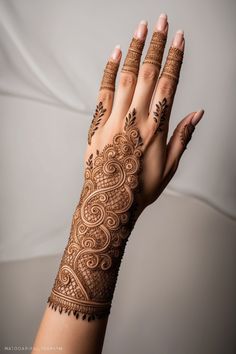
[124,108,143,146]
[160,47,183,83]
[100,61,119,91]
[121,37,145,76]
[143,31,167,68]
[180,123,195,149]
[48,109,143,320]
[88,102,107,145]
[153,97,168,134]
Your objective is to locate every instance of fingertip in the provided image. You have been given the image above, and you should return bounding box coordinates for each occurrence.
[134,20,148,40]
[155,13,168,33]
[172,30,185,50]
[110,44,122,62]
[191,109,205,126]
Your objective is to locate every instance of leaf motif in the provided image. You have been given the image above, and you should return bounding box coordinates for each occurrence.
[86,153,93,168]
[124,108,137,131]
[153,98,168,135]
[88,101,106,145]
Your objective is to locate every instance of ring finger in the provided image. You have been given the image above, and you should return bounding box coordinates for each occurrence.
[148,30,185,141]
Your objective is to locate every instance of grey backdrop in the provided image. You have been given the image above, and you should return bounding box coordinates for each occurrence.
[0,0,236,353]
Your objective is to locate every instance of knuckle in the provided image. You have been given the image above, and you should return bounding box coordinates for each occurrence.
[140,66,158,81]
[119,72,137,87]
[158,78,175,97]
[98,90,113,102]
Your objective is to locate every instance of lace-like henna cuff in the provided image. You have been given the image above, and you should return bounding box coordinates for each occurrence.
[100,61,119,91]
[121,37,145,75]
[160,47,183,83]
[48,110,143,321]
[143,31,167,68]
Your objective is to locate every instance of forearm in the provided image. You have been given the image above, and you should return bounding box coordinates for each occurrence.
[32,307,108,354]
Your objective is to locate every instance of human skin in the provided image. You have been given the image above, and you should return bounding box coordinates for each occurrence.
[32,13,204,354]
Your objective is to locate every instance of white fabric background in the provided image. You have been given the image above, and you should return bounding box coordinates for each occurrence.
[0,0,235,261]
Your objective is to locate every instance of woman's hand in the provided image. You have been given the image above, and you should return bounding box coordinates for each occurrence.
[47,14,204,321]
[85,14,204,212]
[33,14,204,354]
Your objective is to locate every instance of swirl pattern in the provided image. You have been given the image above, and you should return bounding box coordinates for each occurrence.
[48,109,143,320]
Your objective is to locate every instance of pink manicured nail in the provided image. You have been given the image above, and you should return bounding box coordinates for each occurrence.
[111,44,121,61]
[191,109,204,126]
[156,13,167,31]
[173,30,184,48]
[135,20,148,40]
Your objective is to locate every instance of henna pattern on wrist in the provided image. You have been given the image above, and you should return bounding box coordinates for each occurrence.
[160,47,183,83]
[121,37,145,76]
[48,110,143,321]
[143,31,166,68]
[180,123,195,149]
[88,102,106,145]
[153,98,168,134]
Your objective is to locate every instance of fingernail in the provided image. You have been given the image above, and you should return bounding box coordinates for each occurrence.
[156,13,167,31]
[111,44,121,61]
[191,109,204,126]
[135,20,148,40]
[173,30,184,48]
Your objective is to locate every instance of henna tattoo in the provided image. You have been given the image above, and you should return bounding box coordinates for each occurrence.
[125,108,143,146]
[100,61,119,92]
[48,110,143,320]
[180,123,195,149]
[86,153,93,169]
[88,102,106,145]
[121,37,145,76]
[153,98,168,134]
[143,31,166,69]
[160,47,183,83]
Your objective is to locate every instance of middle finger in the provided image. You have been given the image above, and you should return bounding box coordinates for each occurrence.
[130,14,168,118]
[110,20,147,120]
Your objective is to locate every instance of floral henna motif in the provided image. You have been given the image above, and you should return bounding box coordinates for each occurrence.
[153,98,168,134]
[180,123,195,149]
[88,102,107,145]
[48,110,143,321]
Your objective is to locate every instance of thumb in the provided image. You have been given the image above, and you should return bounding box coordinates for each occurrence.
[163,109,204,180]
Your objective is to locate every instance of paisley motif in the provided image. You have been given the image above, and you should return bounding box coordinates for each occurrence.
[48,108,143,320]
